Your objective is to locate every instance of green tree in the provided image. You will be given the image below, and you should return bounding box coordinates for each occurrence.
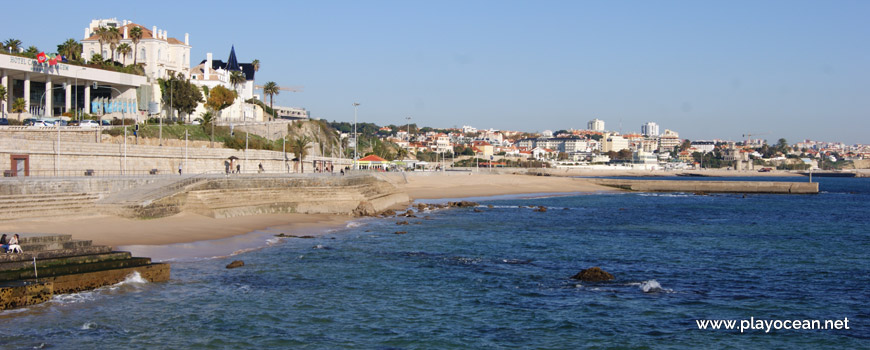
[229,71,246,94]
[4,38,22,53]
[159,73,204,122]
[262,81,279,121]
[105,27,121,64]
[201,85,209,98]
[11,98,27,121]
[89,53,104,65]
[129,26,143,65]
[776,138,790,154]
[94,26,107,58]
[251,59,260,72]
[24,46,38,58]
[57,39,81,61]
[288,135,312,173]
[117,43,131,65]
[199,110,214,128]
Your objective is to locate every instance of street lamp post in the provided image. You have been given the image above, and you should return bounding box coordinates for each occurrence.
[353,102,360,170]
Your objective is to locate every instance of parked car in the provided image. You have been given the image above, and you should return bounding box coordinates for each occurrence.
[100,120,111,126]
[68,120,80,126]
[191,118,203,125]
[0,118,9,125]
[23,118,37,126]
[79,120,99,128]
[32,119,53,126]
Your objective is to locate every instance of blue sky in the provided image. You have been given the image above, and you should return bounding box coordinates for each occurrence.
[2,0,868,144]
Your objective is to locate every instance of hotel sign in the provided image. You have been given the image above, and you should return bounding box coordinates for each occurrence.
[7,55,70,73]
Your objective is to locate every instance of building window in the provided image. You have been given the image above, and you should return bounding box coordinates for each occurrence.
[140,48,146,60]
[158,49,162,61]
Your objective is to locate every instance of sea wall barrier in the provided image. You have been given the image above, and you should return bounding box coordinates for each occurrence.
[0,173,410,220]
[589,179,819,194]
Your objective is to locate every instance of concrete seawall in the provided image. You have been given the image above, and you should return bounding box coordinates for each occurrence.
[590,179,819,194]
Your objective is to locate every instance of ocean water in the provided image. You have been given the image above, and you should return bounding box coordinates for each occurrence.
[1,177,868,349]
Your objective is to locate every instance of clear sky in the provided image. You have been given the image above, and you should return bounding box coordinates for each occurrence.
[2,0,868,144]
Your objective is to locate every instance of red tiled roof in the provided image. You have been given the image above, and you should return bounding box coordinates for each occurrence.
[83,23,186,45]
[358,155,388,162]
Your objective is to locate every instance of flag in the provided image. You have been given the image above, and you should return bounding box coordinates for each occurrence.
[61,55,68,63]
[49,55,57,66]
[37,52,47,63]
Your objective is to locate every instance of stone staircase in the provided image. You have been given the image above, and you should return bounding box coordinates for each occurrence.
[0,233,170,310]
[0,193,101,220]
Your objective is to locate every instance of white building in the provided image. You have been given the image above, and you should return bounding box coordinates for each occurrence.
[1,53,146,120]
[587,118,605,132]
[271,105,309,120]
[82,19,191,81]
[188,47,262,122]
[658,129,681,152]
[602,133,630,152]
[641,122,659,137]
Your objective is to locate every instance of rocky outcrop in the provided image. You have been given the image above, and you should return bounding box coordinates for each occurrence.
[571,267,614,282]
[448,201,478,208]
[353,201,377,217]
[534,206,547,212]
[226,260,244,269]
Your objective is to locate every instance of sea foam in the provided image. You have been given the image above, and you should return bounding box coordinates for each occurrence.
[640,280,663,293]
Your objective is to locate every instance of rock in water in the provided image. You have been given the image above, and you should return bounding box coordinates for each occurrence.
[353,201,377,216]
[226,260,244,269]
[380,209,396,217]
[473,208,483,212]
[394,231,407,235]
[396,221,409,225]
[534,206,547,212]
[571,267,614,282]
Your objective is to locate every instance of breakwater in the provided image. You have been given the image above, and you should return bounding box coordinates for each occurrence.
[589,179,819,194]
[0,233,169,310]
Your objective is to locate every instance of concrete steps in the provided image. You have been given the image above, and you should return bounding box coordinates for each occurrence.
[0,232,170,310]
[0,193,100,220]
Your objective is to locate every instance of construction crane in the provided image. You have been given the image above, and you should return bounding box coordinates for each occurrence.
[741,132,770,147]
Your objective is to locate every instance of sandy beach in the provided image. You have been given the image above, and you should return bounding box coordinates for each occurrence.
[0,173,618,249]
[0,212,351,247]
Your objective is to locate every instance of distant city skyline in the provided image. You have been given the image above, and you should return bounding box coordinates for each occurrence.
[2,0,867,144]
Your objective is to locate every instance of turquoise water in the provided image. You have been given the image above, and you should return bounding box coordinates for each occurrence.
[1,178,868,349]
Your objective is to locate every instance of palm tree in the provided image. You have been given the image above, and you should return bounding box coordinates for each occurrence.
[4,39,22,53]
[229,71,246,94]
[289,135,312,173]
[262,81,279,121]
[95,26,107,58]
[11,98,27,121]
[251,59,260,72]
[105,27,121,63]
[117,43,132,65]
[57,38,81,61]
[89,53,104,65]
[130,26,143,64]
[24,46,38,58]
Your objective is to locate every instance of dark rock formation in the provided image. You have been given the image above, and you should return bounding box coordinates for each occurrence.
[396,221,409,225]
[394,231,407,235]
[226,260,245,269]
[380,209,397,217]
[571,267,614,282]
[448,201,479,208]
[473,208,483,212]
[534,206,547,212]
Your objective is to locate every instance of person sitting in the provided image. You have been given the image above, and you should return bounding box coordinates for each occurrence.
[6,234,22,253]
[0,234,7,252]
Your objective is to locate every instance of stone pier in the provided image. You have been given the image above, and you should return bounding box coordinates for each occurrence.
[0,233,169,310]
